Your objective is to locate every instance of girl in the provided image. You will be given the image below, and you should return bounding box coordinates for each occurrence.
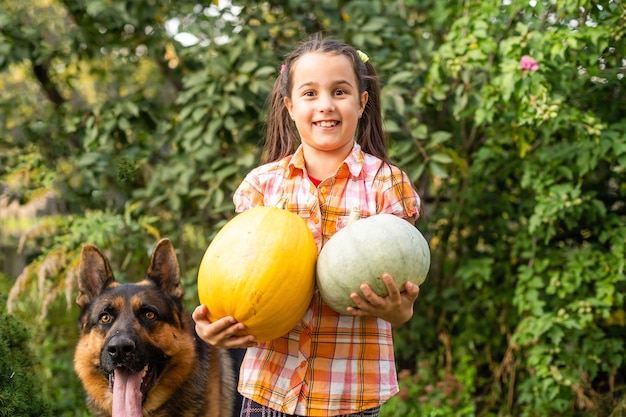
[193,34,422,417]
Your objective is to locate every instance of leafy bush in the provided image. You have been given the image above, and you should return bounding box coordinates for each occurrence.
[0,309,52,417]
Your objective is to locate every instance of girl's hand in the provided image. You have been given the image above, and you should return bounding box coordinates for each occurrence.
[192,304,258,349]
[346,273,420,326]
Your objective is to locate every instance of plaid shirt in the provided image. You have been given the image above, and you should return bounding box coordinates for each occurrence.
[233,143,421,416]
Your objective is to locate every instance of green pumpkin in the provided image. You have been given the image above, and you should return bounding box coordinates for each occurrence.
[316,211,430,314]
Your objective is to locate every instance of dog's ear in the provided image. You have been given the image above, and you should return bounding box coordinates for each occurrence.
[77,244,116,309]
[146,238,184,300]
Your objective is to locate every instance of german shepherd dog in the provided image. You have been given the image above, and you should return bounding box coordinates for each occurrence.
[74,238,235,417]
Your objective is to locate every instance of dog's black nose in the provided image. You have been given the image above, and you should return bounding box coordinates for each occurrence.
[107,335,136,361]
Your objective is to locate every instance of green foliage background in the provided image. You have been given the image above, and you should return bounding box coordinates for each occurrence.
[0,310,53,417]
[1,0,625,416]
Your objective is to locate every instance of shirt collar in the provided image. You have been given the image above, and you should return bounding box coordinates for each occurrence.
[287,142,365,178]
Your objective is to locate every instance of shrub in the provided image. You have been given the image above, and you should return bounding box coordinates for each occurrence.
[0,310,52,417]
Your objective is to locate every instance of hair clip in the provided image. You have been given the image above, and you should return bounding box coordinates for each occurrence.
[280,64,287,73]
[357,50,369,63]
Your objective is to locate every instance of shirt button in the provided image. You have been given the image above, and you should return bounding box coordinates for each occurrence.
[312,217,319,224]
[300,360,307,368]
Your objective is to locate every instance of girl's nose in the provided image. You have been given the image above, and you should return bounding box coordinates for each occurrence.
[317,94,335,112]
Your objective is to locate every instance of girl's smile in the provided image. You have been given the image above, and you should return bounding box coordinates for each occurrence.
[316,120,339,128]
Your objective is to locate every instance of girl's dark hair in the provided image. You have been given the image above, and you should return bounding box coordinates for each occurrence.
[262,33,388,163]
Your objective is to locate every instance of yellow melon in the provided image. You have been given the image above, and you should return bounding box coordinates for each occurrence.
[197,206,317,341]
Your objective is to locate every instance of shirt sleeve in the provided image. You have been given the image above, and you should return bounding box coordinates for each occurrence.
[233,172,265,213]
[376,163,421,219]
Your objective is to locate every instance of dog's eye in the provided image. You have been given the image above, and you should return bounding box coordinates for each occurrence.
[99,313,112,324]
[144,311,156,321]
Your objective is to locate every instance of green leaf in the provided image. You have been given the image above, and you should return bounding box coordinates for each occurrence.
[254,66,278,78]
[430,152,454,164]
[426,131,452,148]
[412,124,428,140]
[238,60,258,74]
[229,95,246,112]
[387,71,416,84]
[428,160,448,178]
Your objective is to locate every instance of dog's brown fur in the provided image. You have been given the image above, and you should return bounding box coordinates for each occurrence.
[74,238,234,417]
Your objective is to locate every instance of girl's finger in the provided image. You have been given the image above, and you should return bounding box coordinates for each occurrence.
[381,274,401,299]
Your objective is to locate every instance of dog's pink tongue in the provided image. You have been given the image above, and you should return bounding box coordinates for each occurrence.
[112,368,143,417]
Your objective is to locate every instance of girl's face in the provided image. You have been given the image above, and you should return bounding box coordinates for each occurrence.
[284,52,368,159]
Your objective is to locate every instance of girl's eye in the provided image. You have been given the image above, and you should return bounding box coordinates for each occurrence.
[99,313,112,324]
[303,91,315,97]
[335,89,346,96]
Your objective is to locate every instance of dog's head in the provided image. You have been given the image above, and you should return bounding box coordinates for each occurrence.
[76,238,184,311]
[74,238,197,417]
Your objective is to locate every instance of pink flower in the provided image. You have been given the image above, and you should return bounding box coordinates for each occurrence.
[520,55,539,71]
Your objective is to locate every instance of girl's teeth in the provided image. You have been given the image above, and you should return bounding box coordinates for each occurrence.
[319,121,337,127]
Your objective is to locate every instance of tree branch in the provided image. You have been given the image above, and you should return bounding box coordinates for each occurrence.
[32,62,65,107]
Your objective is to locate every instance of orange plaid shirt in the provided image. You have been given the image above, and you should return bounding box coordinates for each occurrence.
[233,143,421,416]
